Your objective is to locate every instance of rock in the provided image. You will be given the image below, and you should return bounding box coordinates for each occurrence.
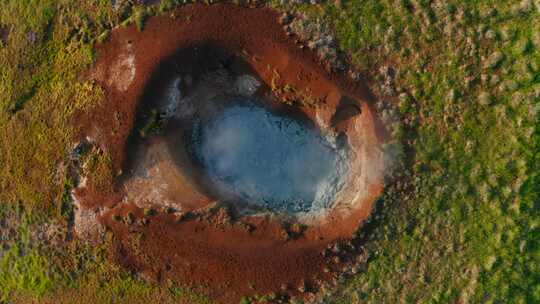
[348,70,361,81]
[381,83,396,96]
[278,13,293,25]
[235,74,260,96]
[175,212,187,222]
[379,65,395,79]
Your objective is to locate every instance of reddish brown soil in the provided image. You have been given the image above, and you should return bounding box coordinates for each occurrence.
[75,4,386,303]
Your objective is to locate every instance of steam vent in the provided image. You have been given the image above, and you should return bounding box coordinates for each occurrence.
[74,4,388,303]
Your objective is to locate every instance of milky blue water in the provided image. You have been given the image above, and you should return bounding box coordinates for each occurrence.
[194,103,349,213]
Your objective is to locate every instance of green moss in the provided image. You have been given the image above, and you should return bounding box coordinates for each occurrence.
[143,208,157,217]
[83,147,114,193]
[0,243,57,301]
[133,7,149,32]
[139,109,166,138]
[0,1,538,303]
[0,1,212,302]
[285,0,540,302]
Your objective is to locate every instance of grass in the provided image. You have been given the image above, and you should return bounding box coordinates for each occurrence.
[0,217,57,301]
[0,1,209,303]
[0,204,211,303]
[0,0,538,303]
[284,0,539,302]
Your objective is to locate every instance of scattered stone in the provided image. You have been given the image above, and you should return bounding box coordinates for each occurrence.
[379,65,395,79]
[356,251,369,263]
[165,207,176,214]
[321,248,330,257]
[278,13,293,25]
[332,243,342,253]
[140,218,150,226]
[175,212,187,222]
[348,70,361,81]
[288,16,346,71]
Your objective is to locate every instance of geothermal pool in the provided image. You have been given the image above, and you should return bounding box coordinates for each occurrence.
[193,102,350,214]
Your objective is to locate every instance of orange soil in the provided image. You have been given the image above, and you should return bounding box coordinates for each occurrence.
[74,4,386,303]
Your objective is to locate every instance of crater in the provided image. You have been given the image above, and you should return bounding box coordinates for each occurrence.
[75,4,388,303]
[193,102,349,214]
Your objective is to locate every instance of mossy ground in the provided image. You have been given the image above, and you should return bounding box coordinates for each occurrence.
[0,1,208,302]
[0,0,538,303]
[302,1,539,302]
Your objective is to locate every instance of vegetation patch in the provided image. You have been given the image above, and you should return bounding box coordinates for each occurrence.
[0,0,538,303]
